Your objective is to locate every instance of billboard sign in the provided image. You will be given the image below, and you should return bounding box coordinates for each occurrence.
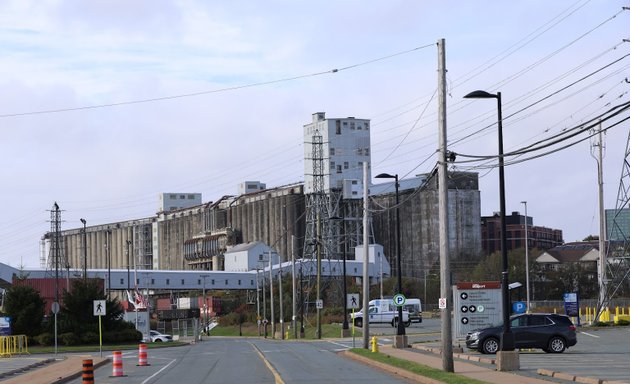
[453,281,503,339]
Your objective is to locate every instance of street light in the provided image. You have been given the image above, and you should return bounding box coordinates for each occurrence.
[80,218,87,279]
[464,90,515,352]
[375,172,406,345]
[521,201,531,313]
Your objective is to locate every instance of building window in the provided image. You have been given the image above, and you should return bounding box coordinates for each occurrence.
[166,279,170,285]
[344,162,349,169]
[350,122,355,130]
[365,148,370,156]
[238,280,242,286]
[335,120,341,134]
[151,279,155,285]
[136,278,140,285]
[352,180,358,184]
[198,279,201,285]
[330,148,335,156]
[120,278,124,285]
[225,279,229,285]
[365,122,370,130]
[182,279,185,285]
[337,165,342,173]
[251,280,254,286]
[188,194,195,199]
[212,279,215,285]
[330,161,335,169]
[179,195,185,199]
[357,148,363,155]
[169,194,176,199]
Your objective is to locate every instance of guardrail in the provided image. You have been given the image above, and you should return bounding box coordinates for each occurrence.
[0,335,29,357]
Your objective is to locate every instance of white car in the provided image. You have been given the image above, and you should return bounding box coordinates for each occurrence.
[149,330,173,342]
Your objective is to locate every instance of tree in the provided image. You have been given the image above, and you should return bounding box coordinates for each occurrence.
[57,279,125,335]
[3,285,45,337]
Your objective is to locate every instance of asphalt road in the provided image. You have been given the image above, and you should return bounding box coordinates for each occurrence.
[67,338,412,384]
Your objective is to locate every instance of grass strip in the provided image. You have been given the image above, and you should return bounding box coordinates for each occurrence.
[349,348,486,384]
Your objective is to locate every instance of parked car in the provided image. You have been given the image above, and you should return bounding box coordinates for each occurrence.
[149,330,173,342]
[465,313,577,354]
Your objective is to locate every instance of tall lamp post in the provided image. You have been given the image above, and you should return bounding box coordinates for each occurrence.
[375,172,406,347]
[521,201,531,312]
[464,90,516,355]
[80,218,87,279]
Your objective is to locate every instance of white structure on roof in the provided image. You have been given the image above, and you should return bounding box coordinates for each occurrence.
[238,181,266,195]
[159,193,202,212]
[303,112,370,198]
[223,241,280,272]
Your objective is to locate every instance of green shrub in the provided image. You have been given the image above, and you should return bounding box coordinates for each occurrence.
[81,332,99,344]
[60,332,80,346]
[592,321,610,327]
[616,319,630,326]
[34,333,53,346]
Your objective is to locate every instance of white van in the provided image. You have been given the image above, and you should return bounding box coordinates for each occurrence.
[402,298,422,323]
[350,299,410,328]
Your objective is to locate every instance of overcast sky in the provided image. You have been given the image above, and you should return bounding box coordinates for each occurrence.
[1,1,628,269]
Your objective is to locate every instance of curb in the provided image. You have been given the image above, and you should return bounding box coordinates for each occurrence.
[0,358,56,380]
[53,357,111,384]
[342,350,443,384]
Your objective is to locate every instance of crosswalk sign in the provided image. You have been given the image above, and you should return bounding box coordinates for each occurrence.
[93,300,106,316]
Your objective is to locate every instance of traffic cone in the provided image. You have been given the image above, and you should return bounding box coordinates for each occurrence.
[111,351,126,377]
[82,359,94,384]
[137,343,151,366]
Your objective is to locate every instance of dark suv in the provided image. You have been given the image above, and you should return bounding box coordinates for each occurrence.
[465,313,577,354]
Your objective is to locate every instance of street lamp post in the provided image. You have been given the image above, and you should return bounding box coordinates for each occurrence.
[375,173,406,347]
[126,240,132,291]
[464,90,516,358]
[521,201,531,312]
[80,219,87,279]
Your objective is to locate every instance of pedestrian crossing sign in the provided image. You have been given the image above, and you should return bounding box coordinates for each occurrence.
[93,300,106,316]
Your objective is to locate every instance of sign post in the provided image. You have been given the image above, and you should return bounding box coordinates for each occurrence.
[94,300,106,357]
[563,292,580,326]
[347,294,360,348]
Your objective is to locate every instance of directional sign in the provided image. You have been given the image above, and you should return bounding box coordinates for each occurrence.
[347,294,360,309]
[316,299,323,309]
[393,293,406,307]
[93,300,106,316]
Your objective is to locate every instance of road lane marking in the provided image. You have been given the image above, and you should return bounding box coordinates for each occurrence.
[141,358,177,384]
[250,342,285,384]
[579,331,600,338]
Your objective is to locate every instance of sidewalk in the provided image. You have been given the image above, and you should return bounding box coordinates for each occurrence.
[0,355,108,384]
[346,344,627,384]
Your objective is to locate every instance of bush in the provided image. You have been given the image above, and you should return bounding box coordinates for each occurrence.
[616,319,630,326]
[81,332,99,344]
[60,332,80,346]
[34,332,53,346]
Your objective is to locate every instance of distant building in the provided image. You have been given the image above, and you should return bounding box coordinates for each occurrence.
[606,208,630,241]
[238,181,266,195]
[535,242,599,271]
[481,211,563,255]
[159,193,202,212]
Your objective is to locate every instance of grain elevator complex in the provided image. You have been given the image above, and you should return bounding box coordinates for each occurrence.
[40,112,482,290]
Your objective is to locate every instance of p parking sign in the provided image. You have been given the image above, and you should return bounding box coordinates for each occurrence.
[393,293,406,307]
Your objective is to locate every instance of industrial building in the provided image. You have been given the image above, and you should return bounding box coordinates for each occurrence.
[40,112,484,287]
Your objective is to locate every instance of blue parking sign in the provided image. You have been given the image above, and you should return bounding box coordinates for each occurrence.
[512,301,526,314]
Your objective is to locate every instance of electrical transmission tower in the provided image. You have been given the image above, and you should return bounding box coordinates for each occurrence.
[598,127,630,317]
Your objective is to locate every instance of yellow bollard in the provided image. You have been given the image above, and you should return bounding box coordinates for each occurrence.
[371,336,379,353]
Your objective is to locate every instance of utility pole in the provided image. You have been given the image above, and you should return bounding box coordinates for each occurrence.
[316,214,322,339]
[291,235,298,339]
[269,250,275,338]
[362,162,370,349]
[80,218,87,279]
[437,38,454,372]
[278,252,284,339]
[593,122,607,319]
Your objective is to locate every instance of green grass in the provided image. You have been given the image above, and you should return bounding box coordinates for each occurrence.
[349,348,486,384]
[27,341,187,354]
[208,322,362,339]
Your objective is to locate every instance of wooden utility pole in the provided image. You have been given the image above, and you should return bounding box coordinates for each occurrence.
[437,38,454,372]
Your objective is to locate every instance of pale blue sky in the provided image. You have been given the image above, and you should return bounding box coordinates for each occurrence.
[0,0,628,268]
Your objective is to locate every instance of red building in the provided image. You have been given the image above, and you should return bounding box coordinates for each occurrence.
[481,211,563,256]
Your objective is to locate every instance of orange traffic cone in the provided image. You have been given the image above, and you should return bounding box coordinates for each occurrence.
[82,359,94,383]
[137,343,151,366]
[111,351,126,377]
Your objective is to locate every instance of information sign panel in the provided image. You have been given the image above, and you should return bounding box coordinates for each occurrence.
[453,281,502,339]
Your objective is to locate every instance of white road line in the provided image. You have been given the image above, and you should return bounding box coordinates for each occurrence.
[327,341,350,349]
[579,331,600,338]
[141,358,177,384]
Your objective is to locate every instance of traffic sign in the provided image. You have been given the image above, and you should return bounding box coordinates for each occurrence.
[93,300,106,316]
[438,297,447,309]
[393,293,406,307]
[347,294,360,309]
[316,299,323,309]
[513,301,526,314]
